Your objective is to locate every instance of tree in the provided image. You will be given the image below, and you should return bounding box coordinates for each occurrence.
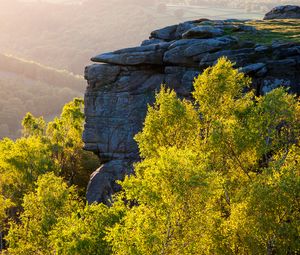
[6,173,82,255]
[2,58,300,254]
[0,98,98,251]
[46,98,98,187]
[50,203,123,255]
[108,147,220,255]
[135,86,200,158]
[0,136,56,208]
[22,112,46,137]
[107,58,300,254]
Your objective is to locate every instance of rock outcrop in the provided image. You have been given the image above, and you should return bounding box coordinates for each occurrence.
[264,5,300,20]
[84,8,300,204]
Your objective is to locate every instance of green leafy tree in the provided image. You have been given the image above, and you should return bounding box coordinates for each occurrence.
[0,136,56,208]
[135,86,200,158]
[22,113,46,137]
[2,58,300,254]
[0,98,98,251]
[50,202,123,255]
[46,98,98,187]
[108,147,221,255]
[107,58,300,254]
[6,173,82,255]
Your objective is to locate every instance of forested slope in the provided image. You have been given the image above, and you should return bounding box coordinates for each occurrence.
[0,54,84,139]
[0,0,172,74]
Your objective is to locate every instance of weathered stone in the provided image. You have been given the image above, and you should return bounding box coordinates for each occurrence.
[91,43,170,65]
[163,36,238,65]
[86,160,133,205]
[255,45,271,54]
[238,40,256,49]
[83,9,300,204]
[261,79,291,94]
[200,20,224,26]
[236,25,257,32]
[175,21,195,38]
[141,38,165,46]
[184,36,238,58]
[199,48,257,68]
[225,19,251,23]
[182,25,224,39]
[180,70,201,96]
[84,64,121,90]
[272,45,300,59]
[239,63,266,75]
[264,5,300,20]
[150,24,178,41]
[164,44,198,66]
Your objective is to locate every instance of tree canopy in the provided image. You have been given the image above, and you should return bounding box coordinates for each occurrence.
[1,58,299,254]
[109,57,300,254]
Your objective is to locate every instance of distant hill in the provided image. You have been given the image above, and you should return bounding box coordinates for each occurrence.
[0,0,279,75]
[0,0,167,74]
[0,0,297,75]
[0,53,85,139]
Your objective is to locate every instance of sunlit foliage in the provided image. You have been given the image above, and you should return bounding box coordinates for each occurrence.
[0,98,98,251]
[108,57,300,254]
[6,173,82,255]
[2,58,300,254]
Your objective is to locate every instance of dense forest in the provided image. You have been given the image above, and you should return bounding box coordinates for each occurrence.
[0,54,84,139]
[1,59,299,254]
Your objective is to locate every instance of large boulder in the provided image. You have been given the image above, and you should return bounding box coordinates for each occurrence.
[86,160,133,205]
[84,15,300,204]
[182,25,224,39]
[150,24,178,41]
[163,36,238,66]
[264,5,300,20]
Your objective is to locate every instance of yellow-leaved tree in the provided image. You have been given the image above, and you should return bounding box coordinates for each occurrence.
[3,58,300,255]
[107,57,300,254]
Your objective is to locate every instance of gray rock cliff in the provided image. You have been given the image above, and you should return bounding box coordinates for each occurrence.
[84,7,300,204]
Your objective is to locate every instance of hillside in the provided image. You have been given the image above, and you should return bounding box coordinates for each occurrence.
[0,0,268,75]
[0,0,173,74]
[0,54,85,139]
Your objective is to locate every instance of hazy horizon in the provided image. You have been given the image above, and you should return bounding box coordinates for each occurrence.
[1,0,298,74]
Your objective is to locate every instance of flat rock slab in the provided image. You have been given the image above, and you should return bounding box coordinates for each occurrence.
[150,24,178,41]
[91,43,170,66]
[164,36,238,65]
[182,25,224,39]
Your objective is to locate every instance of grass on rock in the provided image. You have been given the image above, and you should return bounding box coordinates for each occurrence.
[224,19,300,45]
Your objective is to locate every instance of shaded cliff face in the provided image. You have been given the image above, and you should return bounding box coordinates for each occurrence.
[84,13,300,204]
